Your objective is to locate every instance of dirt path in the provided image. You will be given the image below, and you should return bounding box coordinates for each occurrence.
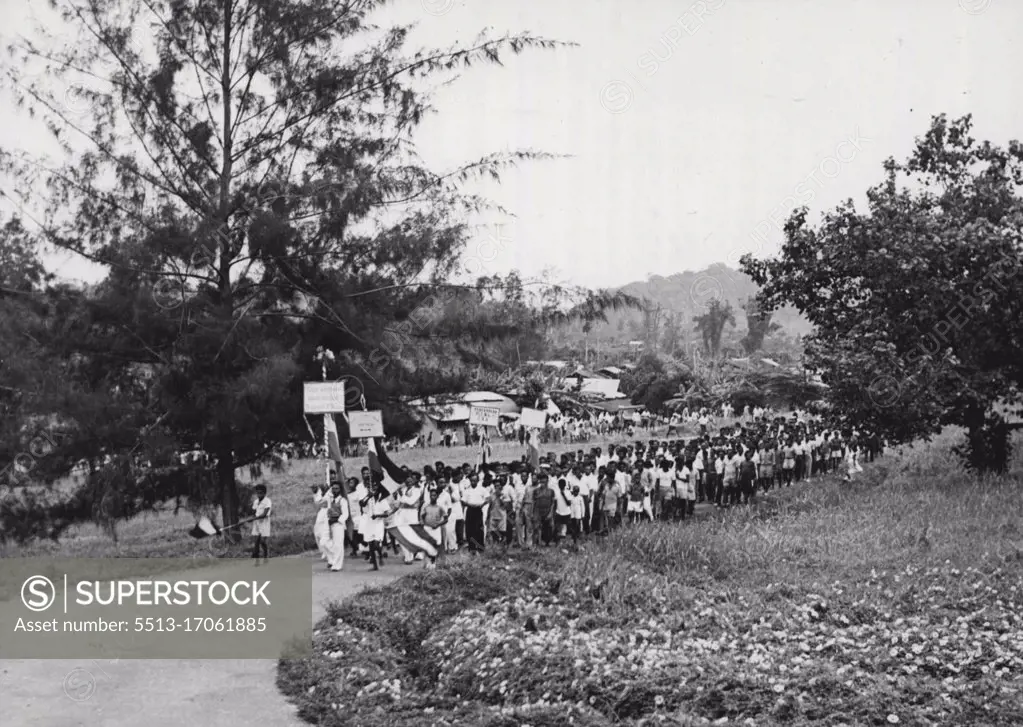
[0,554,403,727]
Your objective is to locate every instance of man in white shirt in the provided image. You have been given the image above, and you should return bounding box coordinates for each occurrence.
[568,485,585,547]
[693,448,705,502]
[346,478,368,557]
[678,460,695,518]
[461,473,488,553]
[500,474,517,543]
[655,461,675,520]
[553,478,573,542]
[580,463,597,533]
[713,452,726,506]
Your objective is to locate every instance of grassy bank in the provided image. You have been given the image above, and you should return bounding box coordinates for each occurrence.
[279,429,1023,726]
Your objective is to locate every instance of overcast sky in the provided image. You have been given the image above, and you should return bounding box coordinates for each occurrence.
[1,0,1019,289]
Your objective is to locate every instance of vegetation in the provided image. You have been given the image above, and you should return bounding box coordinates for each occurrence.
[693,298,736,359]
[279,430,1023,726]
[740,297,781,354]
[0,1,638,541]
[562,264,811,362]
[743,113,1023,473]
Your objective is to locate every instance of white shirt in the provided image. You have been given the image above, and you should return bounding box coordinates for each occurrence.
[554,487,573,517]
[570,494,585,519]
[656,469,675,491]
[462,484,488,508]
[253,496,272,520]
[436,489,453,516]
[347,483,368,517]
[395,486,422,526]
[512,479,528,508]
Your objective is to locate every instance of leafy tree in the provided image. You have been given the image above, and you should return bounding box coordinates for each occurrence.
[0,217,66,474]
[619,353,693,413]
[693,298,735,358]
[660,311,684,357]
[740,297,781,354]
[0,0,583,532]
[742,114,1023,472]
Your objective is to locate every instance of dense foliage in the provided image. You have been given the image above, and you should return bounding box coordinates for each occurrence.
[743,114,1023,472]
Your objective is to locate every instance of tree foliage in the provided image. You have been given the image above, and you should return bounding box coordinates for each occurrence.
[740,297,781,354]
[742,114,1023,472]
[0,0,642,536]
[693,298,735,358]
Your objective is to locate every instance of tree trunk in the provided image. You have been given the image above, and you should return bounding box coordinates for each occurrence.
[217,442,240,541]
[962,406,1010,474]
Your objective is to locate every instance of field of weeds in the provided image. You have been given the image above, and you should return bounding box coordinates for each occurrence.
[278,430,1023,726]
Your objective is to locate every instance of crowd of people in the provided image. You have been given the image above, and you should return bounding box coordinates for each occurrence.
[303,408,885,572]
[400,403,780,451]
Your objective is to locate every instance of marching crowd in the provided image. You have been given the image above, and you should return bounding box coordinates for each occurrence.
[305,408,885,572]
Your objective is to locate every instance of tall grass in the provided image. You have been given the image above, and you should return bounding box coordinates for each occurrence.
[559,430,1023,616]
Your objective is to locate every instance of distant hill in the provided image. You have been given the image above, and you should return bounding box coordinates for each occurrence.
[557,264,812,360]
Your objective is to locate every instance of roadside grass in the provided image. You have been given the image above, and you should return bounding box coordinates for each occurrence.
[279,430,1023,726]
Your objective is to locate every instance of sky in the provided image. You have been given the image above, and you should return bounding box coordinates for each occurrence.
[0,0,1020,289]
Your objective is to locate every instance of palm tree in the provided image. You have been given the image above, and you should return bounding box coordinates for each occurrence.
[693,299,736,358]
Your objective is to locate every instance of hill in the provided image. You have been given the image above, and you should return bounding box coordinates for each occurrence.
[558,263,813,361]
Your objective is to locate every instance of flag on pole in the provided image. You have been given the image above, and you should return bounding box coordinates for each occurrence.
[325,413,343,463]
[188,516,219,539]
[325,412,349,496]
[368,437,400,494]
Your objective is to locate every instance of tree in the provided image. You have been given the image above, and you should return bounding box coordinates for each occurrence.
[693,298,735,359]
[640,301,663,351]
[0,217,67,475]
[660,311,684,358]
[742,114,1023,473]
[740,297,780,354]
[1,0,577,532]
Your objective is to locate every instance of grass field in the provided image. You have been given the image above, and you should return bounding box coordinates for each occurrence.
[278,428,1023,726]
[0,435,648,559]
